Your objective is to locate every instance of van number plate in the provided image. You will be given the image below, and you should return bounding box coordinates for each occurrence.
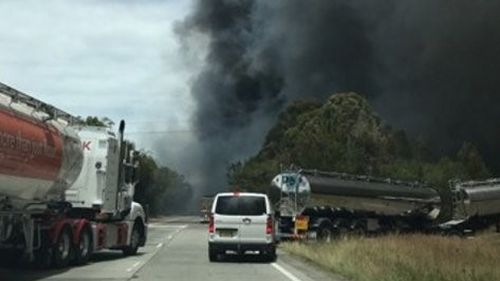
[218,229,236,237]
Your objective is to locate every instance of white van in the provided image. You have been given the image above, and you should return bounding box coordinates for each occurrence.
[208,192,276,262]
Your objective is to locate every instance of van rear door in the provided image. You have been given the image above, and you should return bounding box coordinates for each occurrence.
[237,195,269,244]
[213,196,242,243]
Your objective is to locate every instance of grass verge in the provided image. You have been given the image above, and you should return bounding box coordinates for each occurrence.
[282,233,500,281]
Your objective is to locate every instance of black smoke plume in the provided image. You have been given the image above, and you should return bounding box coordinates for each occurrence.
[176,0,500,195]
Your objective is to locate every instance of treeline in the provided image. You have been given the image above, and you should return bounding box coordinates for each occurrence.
[228,93,491,194]
[133,152,193,216]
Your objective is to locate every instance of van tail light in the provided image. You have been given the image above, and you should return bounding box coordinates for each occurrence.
[266,215,273,235]
[208,213,215,233]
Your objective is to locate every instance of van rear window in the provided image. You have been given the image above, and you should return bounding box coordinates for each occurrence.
[215,196,266,215]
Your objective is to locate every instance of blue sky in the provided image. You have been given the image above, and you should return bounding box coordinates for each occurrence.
[0,0,199,165]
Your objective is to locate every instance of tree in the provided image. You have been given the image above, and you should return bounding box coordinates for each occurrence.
[227,92,493,197]
[84,116,106,127]
[133,151,193,216]
[457,142,491,179]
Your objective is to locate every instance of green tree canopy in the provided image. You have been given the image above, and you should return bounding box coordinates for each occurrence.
[133,151,193,216]
[228,92,491,194]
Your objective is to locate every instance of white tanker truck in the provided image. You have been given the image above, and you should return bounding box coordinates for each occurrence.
[0,82,147,268]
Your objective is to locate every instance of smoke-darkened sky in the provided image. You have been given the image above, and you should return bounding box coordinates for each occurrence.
[4,0,498,198]
[177,0,500,191]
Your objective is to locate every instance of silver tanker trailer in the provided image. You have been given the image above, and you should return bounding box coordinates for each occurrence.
[0,82,147,268]
[448,178,500,232]
[271,169,500,240]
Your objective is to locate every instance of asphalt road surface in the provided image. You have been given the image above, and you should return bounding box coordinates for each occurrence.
[0,216,341,281]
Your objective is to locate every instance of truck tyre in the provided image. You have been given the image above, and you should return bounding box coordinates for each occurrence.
[34,246,53,269]
[317,222,334,242]
[34,231,53,269]
[53,225,73,268]
[351,222,366,237]
[123,223,140,256]
[74,225,93,265]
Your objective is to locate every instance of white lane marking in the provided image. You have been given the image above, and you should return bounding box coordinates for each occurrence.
[271,262,303,281]
[124,223,188,276]
[126,261,141,272]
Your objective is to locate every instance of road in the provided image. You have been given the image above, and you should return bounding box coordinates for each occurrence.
[0,217,341,281]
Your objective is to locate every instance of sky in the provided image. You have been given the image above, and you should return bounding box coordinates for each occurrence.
[0,0,197,168]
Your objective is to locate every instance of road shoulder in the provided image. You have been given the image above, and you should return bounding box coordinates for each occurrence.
[276,249,348,281]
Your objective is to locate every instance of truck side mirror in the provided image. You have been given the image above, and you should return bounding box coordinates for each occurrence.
[128,149,135,165]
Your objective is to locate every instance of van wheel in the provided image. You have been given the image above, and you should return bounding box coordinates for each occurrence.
[264,245,277,262]
[74,226,93,265]
[123,223,140,256]
[208,245,218,262]
[53,225,73,268]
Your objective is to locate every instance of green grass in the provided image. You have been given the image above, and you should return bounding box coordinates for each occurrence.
[282,233,500,281]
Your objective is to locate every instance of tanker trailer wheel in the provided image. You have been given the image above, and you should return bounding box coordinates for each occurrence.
[53,225,73,268]
[34,230,54,269]
[351,221,367,237]
[123,222,141,256]
[317,222,334,242]
[74,225,93,265]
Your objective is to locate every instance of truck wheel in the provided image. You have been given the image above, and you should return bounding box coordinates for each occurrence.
[53,225,73,268]
[123,223,140,256]
[34,231,53,269]
[74,226,93,265]
[351,223,366,237]
[317,223,334,242]
[34,246,53,269]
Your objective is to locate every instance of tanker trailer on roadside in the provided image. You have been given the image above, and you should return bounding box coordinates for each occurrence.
[0,82,147,268]
[445,178,500,232]
[271,169,500,241]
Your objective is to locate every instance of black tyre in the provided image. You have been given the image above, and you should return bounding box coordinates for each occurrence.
[53,225,73,268]
[123,223,140,256]
[264,245,277,262]
[317,223,334,242]
[33,229,54,269]
[351,222,366,237]
[74,226,93,265]
[34,245,53,269]
[208,246,218,262]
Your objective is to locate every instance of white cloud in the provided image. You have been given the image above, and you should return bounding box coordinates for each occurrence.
[0,0,196,153]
